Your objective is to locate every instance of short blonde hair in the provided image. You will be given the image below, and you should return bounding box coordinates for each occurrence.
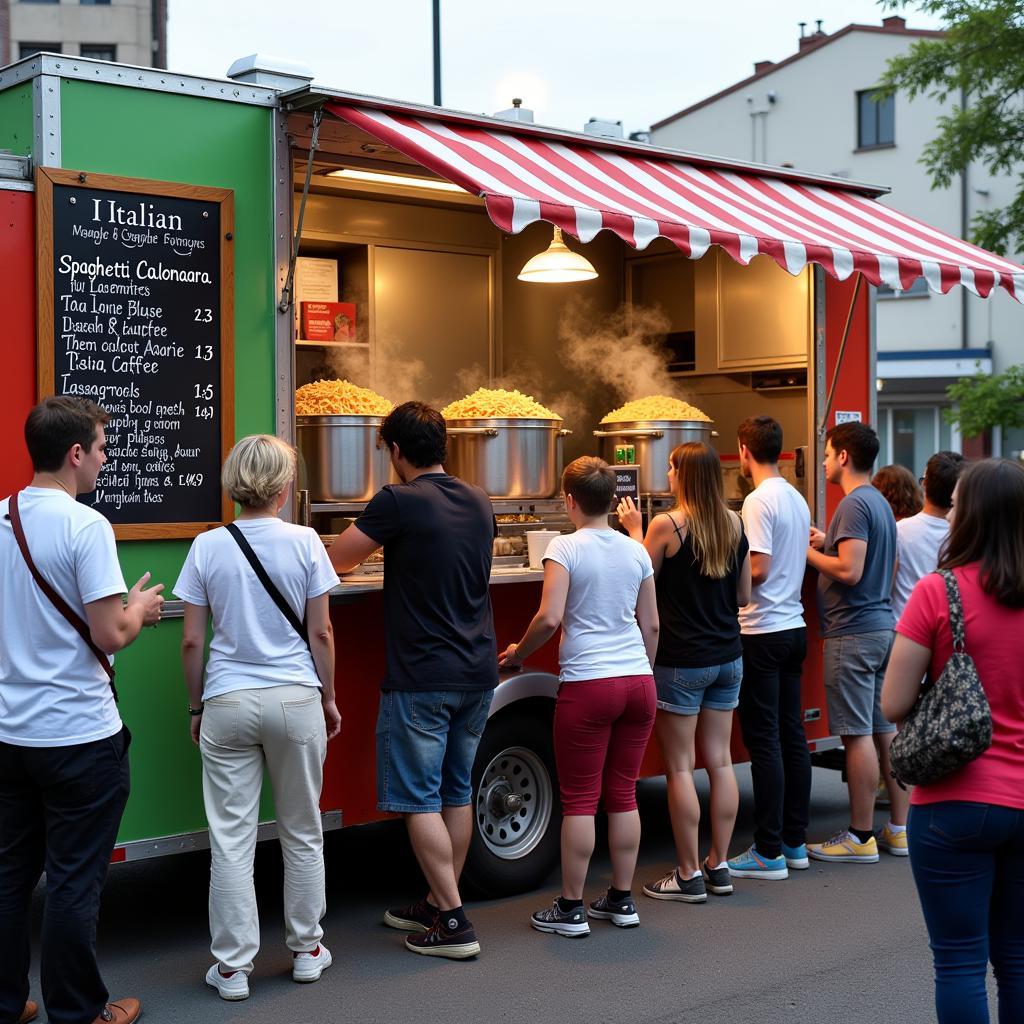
[222,434,296,509]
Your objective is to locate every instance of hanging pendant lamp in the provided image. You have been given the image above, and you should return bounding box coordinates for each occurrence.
[517,225,598,283]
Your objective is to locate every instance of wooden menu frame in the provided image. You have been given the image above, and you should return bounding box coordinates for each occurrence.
[36,167,235,540]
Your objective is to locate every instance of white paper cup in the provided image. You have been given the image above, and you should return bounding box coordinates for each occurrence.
[526,530,560,569]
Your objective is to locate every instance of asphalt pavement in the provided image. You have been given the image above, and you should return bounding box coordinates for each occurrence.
[25,766,988,1024]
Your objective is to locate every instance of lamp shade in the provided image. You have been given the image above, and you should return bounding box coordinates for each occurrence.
[517,226,598,283]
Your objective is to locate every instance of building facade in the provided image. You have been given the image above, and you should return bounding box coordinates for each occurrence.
[650,15,1023,471]
[1,0,166,69]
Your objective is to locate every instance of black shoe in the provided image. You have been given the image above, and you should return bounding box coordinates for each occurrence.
[405,915,481,959]
[384,897,437,933]
[531,900,590,937]
[702,858,734,895]
[588,891,640,928]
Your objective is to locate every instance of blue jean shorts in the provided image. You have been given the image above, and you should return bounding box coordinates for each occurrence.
[654,656,743,716]
[375,688,494,813]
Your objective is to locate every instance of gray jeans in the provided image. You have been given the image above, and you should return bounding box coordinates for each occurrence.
[200,684,327,973]
[823,629,896,737]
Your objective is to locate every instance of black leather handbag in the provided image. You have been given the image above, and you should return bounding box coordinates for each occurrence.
[889,569,992,787]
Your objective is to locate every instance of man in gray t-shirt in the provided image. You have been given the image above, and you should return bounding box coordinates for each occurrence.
[806,422,906,865]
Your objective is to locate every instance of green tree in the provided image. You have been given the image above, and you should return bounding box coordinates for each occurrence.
[878,0,1024,255]
[945,364,1024,437]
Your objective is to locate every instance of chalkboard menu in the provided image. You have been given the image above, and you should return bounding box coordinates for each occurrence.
[613,466,640,504]
[36,169,234,539]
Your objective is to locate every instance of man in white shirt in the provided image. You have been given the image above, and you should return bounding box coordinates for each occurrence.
[891,451,964,619]
[0,397,163,1024]
[727,417,813,882]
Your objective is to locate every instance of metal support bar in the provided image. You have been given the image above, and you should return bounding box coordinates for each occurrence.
[278,105,323,315]
[817,273,864,439]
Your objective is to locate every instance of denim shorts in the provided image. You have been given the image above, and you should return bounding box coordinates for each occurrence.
[375,688,494,813]
[823,629,895,737]
[654,656,743,716]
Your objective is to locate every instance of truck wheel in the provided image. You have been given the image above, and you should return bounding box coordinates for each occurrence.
[463,704,560,897]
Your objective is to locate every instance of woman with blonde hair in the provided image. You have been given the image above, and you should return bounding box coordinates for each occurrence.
[618,441,751,903]
[174,434,341,1000]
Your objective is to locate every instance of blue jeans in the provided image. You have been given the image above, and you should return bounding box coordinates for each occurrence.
[375,688,493,813]
[908,801,1024,1024]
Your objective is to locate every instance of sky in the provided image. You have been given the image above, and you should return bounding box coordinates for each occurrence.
[166,0,944,136]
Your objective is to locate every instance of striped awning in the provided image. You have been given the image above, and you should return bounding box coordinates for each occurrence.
[327,102,1024,303]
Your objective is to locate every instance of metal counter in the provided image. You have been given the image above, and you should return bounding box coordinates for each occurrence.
[329,565,545,599]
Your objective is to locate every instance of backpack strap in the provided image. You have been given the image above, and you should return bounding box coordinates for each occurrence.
[225,522,310,648]
[7,492,118,699]
[939,568,967,654]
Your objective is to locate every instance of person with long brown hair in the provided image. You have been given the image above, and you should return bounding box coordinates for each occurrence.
[618,441,751,903]
[871,464,923,522]
[882,458,1024,1023]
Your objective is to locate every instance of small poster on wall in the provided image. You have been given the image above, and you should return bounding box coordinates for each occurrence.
[301,301,357,342]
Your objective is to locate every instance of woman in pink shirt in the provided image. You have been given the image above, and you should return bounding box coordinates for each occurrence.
[882,458,1024,1024]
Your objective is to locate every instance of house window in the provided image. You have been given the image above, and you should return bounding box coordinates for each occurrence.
[877,277,930,299]
[80,44,117,61]
[19,43,60,58]
[857,89,895,148]
[80,0,113,5]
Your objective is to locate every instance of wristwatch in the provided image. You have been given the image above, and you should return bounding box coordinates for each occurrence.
[188,705,204,716]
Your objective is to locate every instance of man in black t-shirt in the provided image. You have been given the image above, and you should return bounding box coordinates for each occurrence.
[329,402,497,960]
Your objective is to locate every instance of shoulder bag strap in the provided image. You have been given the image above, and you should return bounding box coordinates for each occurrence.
[939,568,967,653]
[225,522,310,649]
[7,492,118,698]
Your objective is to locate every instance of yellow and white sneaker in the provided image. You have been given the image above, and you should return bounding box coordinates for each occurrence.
[808,829,879,863]
[877,824,909,857]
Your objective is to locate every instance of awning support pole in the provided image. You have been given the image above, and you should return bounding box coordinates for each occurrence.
[278,105,324,315]
[817,273,864,438]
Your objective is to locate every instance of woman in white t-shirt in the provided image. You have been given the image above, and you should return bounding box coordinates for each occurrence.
[500,457,659,937]
[175,435,341,1000]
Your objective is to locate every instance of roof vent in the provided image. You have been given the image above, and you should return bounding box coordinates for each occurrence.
[882,15,907,30]
[493,98,534,123]
[226,54,314,91]
[584,117,624,139]
[754,60,775,74]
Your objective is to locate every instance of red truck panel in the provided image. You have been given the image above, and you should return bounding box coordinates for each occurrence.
[0,188,35,495]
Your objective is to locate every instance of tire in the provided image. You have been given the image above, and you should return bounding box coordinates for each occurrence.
[462,702,560,897]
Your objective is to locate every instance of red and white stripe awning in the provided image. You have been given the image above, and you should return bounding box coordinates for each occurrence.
[327,102,1024,303]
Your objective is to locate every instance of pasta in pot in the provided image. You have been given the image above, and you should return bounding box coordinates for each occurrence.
[295,379,394,416]
[442,387,562,420]
[601,395,710,423]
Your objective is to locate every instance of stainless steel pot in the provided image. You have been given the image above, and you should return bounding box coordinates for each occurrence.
[296,415,392,502]
[445,417,571,498]
[593,419,718,494]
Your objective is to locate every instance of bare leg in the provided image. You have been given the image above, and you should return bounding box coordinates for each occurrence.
[874,734,909,827]
[842,735,880,832]
[696,708,739,866]
[607,810,642,892]
[560,815,596,900]
[425,805,473,907]
[655,711,700,877]
[405,812,461,911]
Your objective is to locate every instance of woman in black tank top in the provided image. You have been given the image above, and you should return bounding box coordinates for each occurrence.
[617,442,751,903]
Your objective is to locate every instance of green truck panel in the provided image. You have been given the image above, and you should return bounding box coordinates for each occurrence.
[57,80,279,841]
[0,82,33,157]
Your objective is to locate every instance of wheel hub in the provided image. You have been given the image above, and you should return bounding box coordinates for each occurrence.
[475,745,553,860]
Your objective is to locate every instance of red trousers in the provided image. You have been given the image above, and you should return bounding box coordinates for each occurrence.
[553,675,656,815]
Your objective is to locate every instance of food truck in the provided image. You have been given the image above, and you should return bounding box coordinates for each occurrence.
[2,52,1021,896]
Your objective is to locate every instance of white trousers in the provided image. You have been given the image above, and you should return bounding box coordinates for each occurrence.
[200,683,327,973]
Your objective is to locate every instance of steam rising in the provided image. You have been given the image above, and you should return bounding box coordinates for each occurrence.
[557,297,686,405]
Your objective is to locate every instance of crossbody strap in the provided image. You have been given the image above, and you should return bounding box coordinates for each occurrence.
[225,523,310,648]
[7,492,118,698]
[939,568,967,653]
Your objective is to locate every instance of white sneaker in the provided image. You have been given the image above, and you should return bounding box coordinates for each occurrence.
[205,963,249,1001]
[292,944,333,983]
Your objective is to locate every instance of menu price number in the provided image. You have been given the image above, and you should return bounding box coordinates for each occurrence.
[194,344,213,361]
[179,473,205,487]
[194,308,214,323]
